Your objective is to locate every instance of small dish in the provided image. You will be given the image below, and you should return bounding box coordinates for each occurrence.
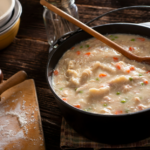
[0,0,15,27]
[0,19,20,50]
[0,0,22,50]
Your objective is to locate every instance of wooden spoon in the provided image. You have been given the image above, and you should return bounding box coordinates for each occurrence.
[40,0,150,65]
[0,70,27,101]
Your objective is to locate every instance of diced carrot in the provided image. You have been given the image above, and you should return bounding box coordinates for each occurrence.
[144,80,148,84]
[130,66,135,71]
[137,37,145,41]
[74,104,81,109]
[126,69,130,73]
[76,51,80,55]
[62,98,67,101]
[71,47,75,50]
[138,106,143,110]
[85,52,91,56]
[54,70,58,75]
[100,85,104,88]
[146,70,150,73]
[115,110,123,115]
[113,57,118,61]
[129,47,135,51]
[116,63,121,70]
[99,73,107,77]
[88,47,91,49]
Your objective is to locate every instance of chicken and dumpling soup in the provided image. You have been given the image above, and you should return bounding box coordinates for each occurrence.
[52,34,150,115]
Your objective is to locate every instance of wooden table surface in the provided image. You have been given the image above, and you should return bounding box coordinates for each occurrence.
[1,0,150,149]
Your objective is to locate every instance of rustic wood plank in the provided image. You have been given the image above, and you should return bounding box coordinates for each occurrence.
[76,0,150,7]
[78,5,150,26]
[17,0,47,41]
[17,0,150,41]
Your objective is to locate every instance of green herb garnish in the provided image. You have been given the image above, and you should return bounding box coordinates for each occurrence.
[121,99,126,103]
[75,88,77,91]
[84,109,88,111]
[129,77,133,81]
[116,92,120,95]
[79,91,83,93]
[111,38,115,41]
[141,82,144,85]
[59,88,63,90]
[84,107,92,111]
[96,78,99,81]
[131,39,135,41]
[125,109,129,113]
[139,74,142,76]
[115,36,118,38]
[86,45,89,48]
[103,104,107,106]
[80,46,83,48]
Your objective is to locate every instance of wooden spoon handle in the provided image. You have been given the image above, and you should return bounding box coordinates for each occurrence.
[40,0,143,62]
[0,71,27,95]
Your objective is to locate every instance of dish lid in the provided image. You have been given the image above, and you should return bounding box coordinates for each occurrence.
[0,0,22,35]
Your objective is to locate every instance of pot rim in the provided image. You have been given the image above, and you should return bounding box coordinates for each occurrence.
[46,22,150,118]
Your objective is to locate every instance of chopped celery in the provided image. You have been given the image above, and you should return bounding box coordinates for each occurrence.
[121,99,126,103]
[103,104,107,106]
[129,77,133,81]
[116,92,120,95]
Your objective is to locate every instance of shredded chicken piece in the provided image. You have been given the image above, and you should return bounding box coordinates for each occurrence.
[109,75,129,85]
[76,84,88,92]
[122,84,132,92]
[68,60,75,69]
[99,108,111,114]
[66,69,78,77]
[80,68,92,84]
[89,86,110,97]
[94,62,116,73]
[61,90,69,97]
[134,97,141,103]
[103,96,111,102]
[69,77,79,87]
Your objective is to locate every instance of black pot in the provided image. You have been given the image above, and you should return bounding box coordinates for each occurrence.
[46,23,150,144]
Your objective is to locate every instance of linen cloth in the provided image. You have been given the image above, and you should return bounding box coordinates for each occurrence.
[60,118,150,150]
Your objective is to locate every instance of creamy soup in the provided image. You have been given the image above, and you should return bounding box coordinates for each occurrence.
[52,34,150,115]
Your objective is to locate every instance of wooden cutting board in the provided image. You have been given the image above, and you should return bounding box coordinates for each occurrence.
[0,79,45,150]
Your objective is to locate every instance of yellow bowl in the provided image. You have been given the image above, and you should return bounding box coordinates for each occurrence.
[0,18,20,50]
